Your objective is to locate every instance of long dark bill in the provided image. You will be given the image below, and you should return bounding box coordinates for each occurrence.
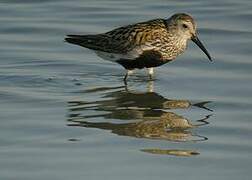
[191,35,212,61]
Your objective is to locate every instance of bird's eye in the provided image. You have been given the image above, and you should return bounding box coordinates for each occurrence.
[182,24,188,29]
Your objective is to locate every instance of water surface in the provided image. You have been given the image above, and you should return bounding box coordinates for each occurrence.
[0,0,252,179]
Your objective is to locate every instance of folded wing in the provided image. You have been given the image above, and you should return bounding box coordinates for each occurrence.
[65,19,168,55]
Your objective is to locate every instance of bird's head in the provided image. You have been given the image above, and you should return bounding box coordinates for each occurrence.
[168,13,212,61]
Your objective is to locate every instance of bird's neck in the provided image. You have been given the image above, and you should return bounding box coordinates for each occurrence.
[171,33,188,56]
[161,32,188,60]
[165,23,188,51]
[175,34,188,50]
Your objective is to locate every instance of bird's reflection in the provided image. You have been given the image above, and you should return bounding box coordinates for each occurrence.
[67,83,213,156]
[69,86,212,114]
[140,149,200,157]
[68,111,210,142]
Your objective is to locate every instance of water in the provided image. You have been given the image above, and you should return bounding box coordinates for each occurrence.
[0,0,252,179]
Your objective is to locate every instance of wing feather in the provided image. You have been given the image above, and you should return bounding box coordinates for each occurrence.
[65,19,168,54]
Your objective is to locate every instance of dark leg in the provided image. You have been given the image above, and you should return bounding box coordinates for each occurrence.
[149,74,153,80]
[123,73,128,85]
[147,68,154,80]
[123,70,134,85]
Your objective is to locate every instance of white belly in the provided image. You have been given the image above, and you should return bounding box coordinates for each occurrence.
[95,51,134,62]
[95,45,153,62]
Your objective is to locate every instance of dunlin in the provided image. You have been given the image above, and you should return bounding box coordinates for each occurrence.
[65,13,212,84]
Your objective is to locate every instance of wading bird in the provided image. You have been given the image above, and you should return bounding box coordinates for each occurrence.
[65,13,212,84]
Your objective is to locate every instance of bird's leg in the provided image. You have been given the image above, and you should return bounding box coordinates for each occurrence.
[147,68,154,80]
[147,80,154,92]
[123,70,134,85]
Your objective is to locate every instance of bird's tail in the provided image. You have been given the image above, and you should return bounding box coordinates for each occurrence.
[65,34,111,52]
[65,34,123,54]
[65,35,88,46]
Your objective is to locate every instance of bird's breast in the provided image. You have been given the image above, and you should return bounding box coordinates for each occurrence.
[159,37,188,60]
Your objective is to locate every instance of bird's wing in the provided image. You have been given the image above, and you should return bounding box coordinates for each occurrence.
[65,34,124,53]
[65,19,168,54]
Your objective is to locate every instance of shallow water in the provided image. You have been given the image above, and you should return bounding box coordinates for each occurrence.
[0,0,252,179]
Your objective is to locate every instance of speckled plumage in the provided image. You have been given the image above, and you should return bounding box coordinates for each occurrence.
[65,13,212,83]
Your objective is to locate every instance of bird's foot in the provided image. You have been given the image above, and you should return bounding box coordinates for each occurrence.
[123,70,134,86]
[123,74,128,85]
[147,68,154,81]
[148,74,154,81]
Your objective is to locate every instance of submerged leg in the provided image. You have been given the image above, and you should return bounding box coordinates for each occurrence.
[147,68,154,80]
[147,80,154,92]
[123,70,134,85]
